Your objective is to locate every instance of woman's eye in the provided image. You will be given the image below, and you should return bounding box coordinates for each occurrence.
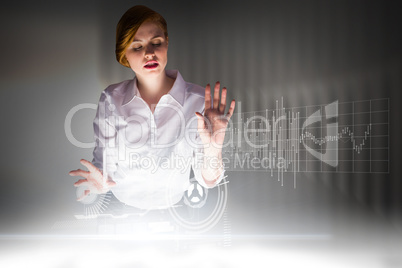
[152,43,161,47]
[133,46,142,51]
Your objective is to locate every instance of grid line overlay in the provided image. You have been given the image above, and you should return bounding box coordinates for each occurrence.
[221,98,389,181]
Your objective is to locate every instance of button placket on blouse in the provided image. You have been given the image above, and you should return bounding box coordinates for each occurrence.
[151,95,167,143]
[134,96,157,148]
[150,106,157,145]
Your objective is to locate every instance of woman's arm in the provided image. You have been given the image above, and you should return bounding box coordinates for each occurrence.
[69,91,118,200]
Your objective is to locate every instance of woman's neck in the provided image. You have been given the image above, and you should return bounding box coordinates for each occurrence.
[136,71,175,110]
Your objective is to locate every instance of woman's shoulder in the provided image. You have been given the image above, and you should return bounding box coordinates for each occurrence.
[185,81,205,99]
[170,70,204,99]
[103,79,134,96]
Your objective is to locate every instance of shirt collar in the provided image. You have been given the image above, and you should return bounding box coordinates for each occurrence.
[122,70,186,107]
[166,69,186,106]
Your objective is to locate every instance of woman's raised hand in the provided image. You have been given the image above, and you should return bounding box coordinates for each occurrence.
[69,159,116,201]
[196,81,235,150]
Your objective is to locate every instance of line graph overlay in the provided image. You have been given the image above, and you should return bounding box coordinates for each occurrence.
[221,98,389,177]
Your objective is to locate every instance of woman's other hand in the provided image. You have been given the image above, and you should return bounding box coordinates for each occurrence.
[69,159,116,201]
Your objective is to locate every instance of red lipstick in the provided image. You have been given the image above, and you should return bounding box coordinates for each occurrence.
[144,60,159,69]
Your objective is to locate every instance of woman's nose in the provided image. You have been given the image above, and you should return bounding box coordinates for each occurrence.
[145,45,155,58]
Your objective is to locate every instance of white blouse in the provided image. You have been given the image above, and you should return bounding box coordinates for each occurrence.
[92,70,224,209]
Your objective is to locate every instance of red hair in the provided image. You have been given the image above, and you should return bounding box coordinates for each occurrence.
[115,5,168,68]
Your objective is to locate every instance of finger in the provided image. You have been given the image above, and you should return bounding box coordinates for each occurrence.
[225,99,236,120]
[219,87,227,113]
[80,159,99,173]
[107,180,117,187]
[77,189,90,201]
[213,81,220,109]
[205,84,211,109]
[69,169,89,178]
[195,112,205,131]
[103,172,116,187]
[74,179,89,187]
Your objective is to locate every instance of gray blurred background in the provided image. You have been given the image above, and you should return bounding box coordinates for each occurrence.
[0,0,401,265]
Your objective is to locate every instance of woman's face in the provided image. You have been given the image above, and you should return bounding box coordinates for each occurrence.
[125,21,168,78]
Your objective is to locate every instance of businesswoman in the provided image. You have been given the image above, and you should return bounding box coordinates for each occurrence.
[69,5,235,209]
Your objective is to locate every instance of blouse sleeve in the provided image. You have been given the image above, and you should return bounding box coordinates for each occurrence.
[92,91,119,178]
